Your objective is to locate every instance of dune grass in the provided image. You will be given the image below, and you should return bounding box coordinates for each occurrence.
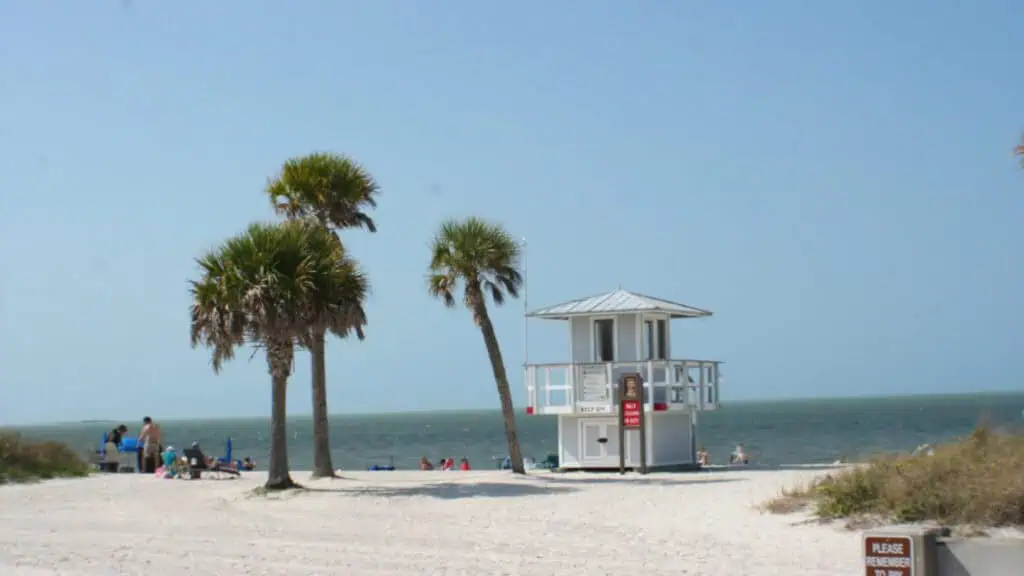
[0,432,92,484]
[766,425,1024,527]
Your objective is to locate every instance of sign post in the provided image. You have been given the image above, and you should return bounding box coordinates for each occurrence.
[863,534,914,576]
[618,372,647,475]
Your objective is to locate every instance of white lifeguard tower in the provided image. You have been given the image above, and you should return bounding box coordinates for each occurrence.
[523,289,722,471]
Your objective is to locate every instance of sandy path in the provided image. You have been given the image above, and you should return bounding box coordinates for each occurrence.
[0,469,862,575]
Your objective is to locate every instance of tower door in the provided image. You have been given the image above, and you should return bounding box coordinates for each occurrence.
[579,419,626,465]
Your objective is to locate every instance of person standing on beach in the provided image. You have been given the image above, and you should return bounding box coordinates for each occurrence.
[137,417,163,474]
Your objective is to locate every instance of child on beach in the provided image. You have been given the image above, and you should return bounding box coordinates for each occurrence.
[459,458,471,471]
[420,457,434,470]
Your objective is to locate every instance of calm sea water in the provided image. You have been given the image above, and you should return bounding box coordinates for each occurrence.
[6,393,1024,471]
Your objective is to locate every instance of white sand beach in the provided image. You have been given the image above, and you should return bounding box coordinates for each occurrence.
[0,468,862,575]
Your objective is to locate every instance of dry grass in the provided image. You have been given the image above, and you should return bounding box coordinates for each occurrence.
[765,425,1024,527]
[0,432,91,484]
[762,484,817,514]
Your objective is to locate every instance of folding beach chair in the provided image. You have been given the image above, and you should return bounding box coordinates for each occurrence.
[182,447,240,480]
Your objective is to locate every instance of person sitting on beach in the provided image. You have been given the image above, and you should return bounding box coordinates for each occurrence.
[420,457,434,470]
[729,444,749,465]
[697,446,710,466]
[101,425,127,473]
[158,446,178,478]
[459,458,471,471]
[162,445,178,469]
[108,424,127,447]
[190,442,216,467]
[440,457,455,471]
[242,457,255,471]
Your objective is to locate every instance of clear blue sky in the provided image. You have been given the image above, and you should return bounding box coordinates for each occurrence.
[1,1,1022,425]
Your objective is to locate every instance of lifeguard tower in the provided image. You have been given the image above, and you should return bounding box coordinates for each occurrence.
[523,289,722,471]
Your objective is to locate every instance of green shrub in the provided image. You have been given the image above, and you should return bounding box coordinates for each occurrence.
[767,425,1024,527]
[0,432,91,484]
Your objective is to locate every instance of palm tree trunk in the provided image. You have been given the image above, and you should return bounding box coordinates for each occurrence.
[310,327,336,478]
[266,339,298,490]
[469,288,526,474]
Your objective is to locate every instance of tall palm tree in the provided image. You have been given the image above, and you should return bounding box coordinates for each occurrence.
[266,152,378,478]
[427,217,526,474]
[189,221,363,490]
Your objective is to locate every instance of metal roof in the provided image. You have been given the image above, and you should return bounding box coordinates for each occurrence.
[527,289,712,320]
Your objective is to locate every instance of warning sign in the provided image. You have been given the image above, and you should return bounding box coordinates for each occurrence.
[863,535,914,576]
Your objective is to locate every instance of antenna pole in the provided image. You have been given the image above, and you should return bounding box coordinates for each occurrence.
[522,237,529,367]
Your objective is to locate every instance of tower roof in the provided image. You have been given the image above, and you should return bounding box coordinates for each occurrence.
[526,289,712,320]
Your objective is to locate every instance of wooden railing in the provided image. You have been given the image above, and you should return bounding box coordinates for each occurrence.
[523,359,722,415]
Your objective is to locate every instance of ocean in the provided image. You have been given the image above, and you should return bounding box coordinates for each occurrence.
[7,393,1024,471]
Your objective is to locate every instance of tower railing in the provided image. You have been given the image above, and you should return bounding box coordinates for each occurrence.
[523,359,722,416]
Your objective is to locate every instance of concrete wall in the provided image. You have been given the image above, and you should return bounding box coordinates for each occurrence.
[936,538,1024,576]
[863,528,1024,576]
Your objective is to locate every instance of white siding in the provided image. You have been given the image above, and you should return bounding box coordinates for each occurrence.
[616,314,638,361]
[650,411,694,466]
[569,317,590,363]
[559,415,581,467]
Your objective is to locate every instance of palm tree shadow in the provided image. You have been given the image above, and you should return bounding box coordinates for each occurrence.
[302,481,577,500]
[537,476,745,487]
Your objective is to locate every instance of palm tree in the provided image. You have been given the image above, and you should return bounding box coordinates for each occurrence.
[189,221,364,490]
[427,217,527,474]
[266,152,378,478]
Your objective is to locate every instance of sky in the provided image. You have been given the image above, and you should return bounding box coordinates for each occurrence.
[1,1,1022,425]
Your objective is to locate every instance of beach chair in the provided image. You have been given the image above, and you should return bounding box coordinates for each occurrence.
[182,447,240,480]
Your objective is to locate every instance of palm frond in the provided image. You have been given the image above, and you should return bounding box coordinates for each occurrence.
[266,152,380,233]
[188,220,360,374]
[428,272,458,308]
[426,216,522,311]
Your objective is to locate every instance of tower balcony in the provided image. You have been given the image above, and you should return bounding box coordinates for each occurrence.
[523,359,722,416]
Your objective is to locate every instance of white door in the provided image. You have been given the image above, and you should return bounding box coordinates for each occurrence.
[580,419,623,465]
[582,422,604,460]
[604,422,620,460]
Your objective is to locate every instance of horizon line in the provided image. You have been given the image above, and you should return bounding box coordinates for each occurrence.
[5,389,1023,428]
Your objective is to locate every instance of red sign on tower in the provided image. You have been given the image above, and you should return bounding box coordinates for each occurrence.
[622,400,641,428]
[620,374,642,429]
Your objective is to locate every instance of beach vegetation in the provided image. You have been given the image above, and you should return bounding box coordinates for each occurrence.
[766,425,1024,527]
[189,220,362,490]
[427,217,527,474]
[266,152,377,479]
[0,432,91,484]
